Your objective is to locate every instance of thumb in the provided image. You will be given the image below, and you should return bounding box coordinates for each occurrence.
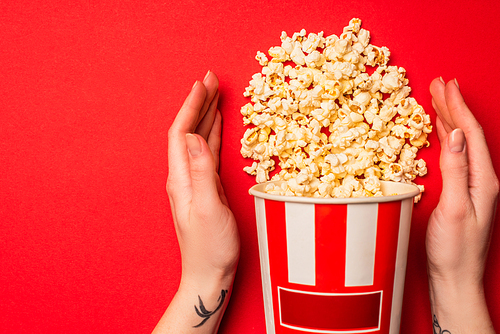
[185,133,221,207]
[440,128,469,204]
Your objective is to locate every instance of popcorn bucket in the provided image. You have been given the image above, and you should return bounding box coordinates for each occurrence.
[249,181,420,334]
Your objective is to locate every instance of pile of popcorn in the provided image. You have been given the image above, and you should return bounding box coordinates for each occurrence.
[240,18,432,201]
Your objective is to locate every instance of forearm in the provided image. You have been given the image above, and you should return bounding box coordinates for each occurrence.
[152,274,235,334]
[428,279,495,333]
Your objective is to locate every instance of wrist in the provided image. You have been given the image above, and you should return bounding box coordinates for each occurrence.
[180,270,235,295]
[428,273,484,300]
[428,278,485,314]
[428,278,494,333]
[180,259,238,288]
[167,272,234,333]
[152,267,235,334]
[179,264,236,306]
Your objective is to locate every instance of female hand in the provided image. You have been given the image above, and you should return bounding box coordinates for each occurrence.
[153,71,240,333]
[426,77,498,332]
[166,71,240,283]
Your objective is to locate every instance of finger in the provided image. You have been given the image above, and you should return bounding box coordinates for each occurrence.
[432,97,454,134]
[196,91,219,140]
[196,71,219,128]
[430,77,456,131]
[207,111,228,205]
[185,133,222,209]
[217,177,229,207]
[432,97,453,134]
[435,116,448,144]
[167,82,208,204]
[215,173,229,207]
[439,128,470,210]
[207,109,222,172]
[443,79,499,216]
[443,79,482,131]
[443,80,496,188]
[443,79,486,150]
[171,81,208,134]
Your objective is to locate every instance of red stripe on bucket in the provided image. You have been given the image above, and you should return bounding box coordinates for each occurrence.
[279,288,381,331]
[315,204,347,291]
[374,201,402,333]
[264,199,288,331]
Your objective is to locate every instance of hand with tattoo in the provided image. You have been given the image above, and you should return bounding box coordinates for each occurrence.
[152,71,240,334]
[426,77,498,333]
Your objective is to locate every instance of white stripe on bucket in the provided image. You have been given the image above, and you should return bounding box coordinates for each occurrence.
[389,198,413,333]
[285,202,316,286]
[254,197,275,334]
[345,203,378,287]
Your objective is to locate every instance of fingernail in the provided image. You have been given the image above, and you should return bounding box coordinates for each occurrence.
[203,70,211,82]
[454,78,460,90]
[449,128,466,153]
[186,133,202,157]
[192,80,199,90]
[439,76,445,84]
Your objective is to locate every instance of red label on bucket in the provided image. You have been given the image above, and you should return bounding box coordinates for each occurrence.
[279,287,381,331]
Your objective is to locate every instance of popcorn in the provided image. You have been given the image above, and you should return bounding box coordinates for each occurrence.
[241,18,432,202]
[268,46,287,62]
[255,51,269,66]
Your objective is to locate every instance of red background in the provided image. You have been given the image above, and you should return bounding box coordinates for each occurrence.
[1,1,499,333]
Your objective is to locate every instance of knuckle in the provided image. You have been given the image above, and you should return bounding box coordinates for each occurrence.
[192,206,211,222]
[166,177,175,195]
[190,167,211,183]
[442,163,468,181]
[468,120,485,137]
[190,154,215,180]
[479,172,500,202]
[475,123,485,136]
[489,176,500,198]
[210,145,220,160]
[167,127,177,142]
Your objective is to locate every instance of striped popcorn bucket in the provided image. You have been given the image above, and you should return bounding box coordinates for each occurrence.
[249,181,420,334]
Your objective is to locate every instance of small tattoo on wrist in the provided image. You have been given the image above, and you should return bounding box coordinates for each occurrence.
[433,314,451,334]
[193,289,228,328]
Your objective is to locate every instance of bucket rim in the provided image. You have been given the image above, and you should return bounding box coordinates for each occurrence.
[249,180,420,204]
